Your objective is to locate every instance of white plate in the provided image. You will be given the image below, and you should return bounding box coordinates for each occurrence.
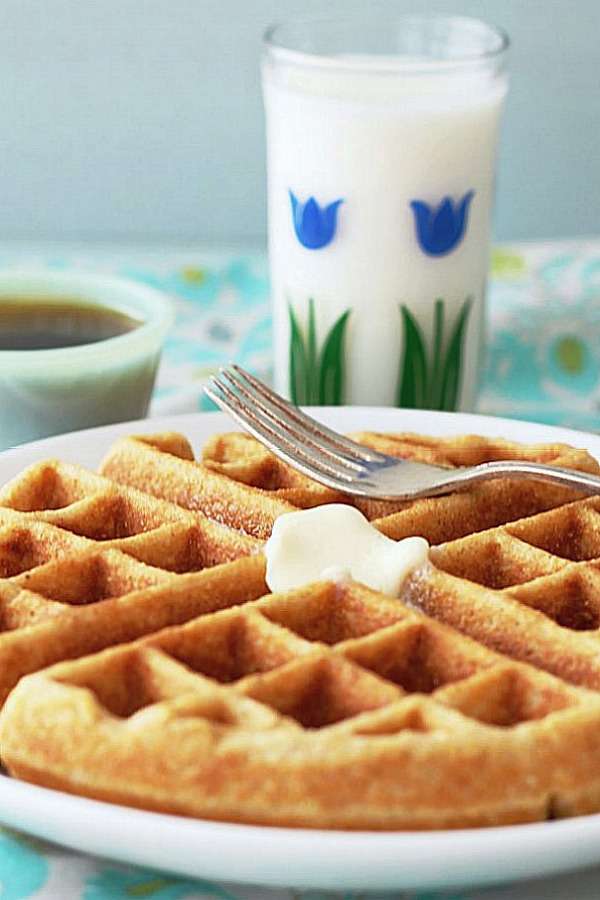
[2,407,600,892]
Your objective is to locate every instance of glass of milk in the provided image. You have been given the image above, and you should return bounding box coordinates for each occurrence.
[262,13,510,410]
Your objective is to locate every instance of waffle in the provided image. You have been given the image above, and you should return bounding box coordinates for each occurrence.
[0,461,265,706]
[405,496,600,690]
[4,581,600,829]
[1,426,600,830]
[100,429,598,541]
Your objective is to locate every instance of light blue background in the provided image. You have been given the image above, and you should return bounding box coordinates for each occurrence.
[0,0,597,245]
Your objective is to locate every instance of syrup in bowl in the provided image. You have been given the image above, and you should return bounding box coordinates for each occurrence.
[0,297,141,350]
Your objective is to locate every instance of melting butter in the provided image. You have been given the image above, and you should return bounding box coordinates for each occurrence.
[264,504,429,596]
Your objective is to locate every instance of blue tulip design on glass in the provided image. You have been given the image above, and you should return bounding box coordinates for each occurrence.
[289,191,343,249]
[410,191,475,257]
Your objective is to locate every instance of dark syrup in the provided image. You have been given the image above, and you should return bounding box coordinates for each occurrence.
[0,298,141,350]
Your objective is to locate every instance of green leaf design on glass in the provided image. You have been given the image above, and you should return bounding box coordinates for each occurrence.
[398,306,427,408]
[318,309,351,404]
[438,297,473,410]
[288,304,311,405]
[288,300,350,405]
[397,297,473,411]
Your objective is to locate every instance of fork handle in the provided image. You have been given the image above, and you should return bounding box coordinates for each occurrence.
[439,460,600,497]
[337,458,600,501]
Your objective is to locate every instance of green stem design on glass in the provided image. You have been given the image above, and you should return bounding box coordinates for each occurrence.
[397,297,473,411]
[288,300,351,405]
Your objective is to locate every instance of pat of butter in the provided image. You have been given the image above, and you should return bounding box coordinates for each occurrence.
[264,504,429,596]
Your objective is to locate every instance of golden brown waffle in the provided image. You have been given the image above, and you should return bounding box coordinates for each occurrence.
[3,580,600,829]
[100,429,599,541]
[0,460,265,706]
[2,426,600,830]
[404,495,600,691]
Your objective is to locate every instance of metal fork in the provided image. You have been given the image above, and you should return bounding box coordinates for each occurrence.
[204,365,600,501]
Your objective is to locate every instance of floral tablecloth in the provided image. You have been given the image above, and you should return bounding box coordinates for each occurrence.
[1,238,600,899]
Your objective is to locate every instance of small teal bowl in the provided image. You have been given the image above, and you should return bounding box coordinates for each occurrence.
[0,270,175,449]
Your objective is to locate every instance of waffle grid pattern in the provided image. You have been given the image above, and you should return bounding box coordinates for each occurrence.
[408,496,600,690]
[0,459,263,705]
[99,430,600,542]
[2,428,600,829]
[4,579,600,829]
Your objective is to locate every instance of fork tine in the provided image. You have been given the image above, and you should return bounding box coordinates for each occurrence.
[215,367,368,475]
[225,365,387,464]
[204,375,366,487]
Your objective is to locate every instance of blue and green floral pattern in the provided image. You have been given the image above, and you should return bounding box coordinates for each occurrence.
[285,185,476,407]
[480,244,600,429]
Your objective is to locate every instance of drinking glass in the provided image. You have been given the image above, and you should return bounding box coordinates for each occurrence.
[262,13,509,409]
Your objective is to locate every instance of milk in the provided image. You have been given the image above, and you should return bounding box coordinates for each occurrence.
[262,28,509,409]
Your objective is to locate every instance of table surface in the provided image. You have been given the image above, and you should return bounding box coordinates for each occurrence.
[1,237,600,899]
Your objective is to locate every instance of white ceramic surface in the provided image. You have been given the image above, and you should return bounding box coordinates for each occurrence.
[1,407,600,892]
